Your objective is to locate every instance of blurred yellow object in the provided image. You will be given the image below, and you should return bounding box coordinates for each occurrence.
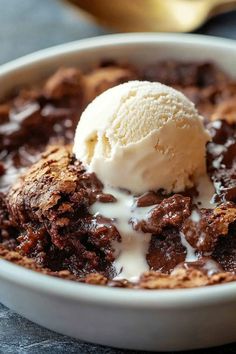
[64,0,236,32]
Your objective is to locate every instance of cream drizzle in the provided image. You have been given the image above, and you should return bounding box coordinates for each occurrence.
[194,174,216,209]
[90,187,153,281]
[179,232,198,262]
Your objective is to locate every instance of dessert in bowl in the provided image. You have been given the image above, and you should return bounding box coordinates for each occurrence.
[0,34,236,351]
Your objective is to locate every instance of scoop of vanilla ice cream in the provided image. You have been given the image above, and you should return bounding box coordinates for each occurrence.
[73,81,210,194]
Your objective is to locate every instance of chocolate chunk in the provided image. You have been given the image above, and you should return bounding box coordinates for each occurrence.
[147,228,186,273]
[0,162,5,176]
[182,203,236,253]
[6,145,119,277]
[133,195,191,234]
[207,119,236,202]
[44,68,84,99]
[135,191,164,207]
[0,192,18,243]
[96,193,116,203]
[0,104,10,124]
[143,61,228,88]
[84,66,137,102]
[213,227,236,273]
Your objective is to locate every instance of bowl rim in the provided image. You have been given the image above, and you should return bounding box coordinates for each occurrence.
[1,257,236,308]
[0,32,236,308]
[1,32,236,75]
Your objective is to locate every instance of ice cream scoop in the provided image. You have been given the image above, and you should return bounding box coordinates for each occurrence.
[74,80,210,194]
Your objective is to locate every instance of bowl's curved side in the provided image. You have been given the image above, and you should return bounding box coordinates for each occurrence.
[0,33,236,351]
[0,261,236,351]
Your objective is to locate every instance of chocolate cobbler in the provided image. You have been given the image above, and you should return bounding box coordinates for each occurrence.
[1,60,236,289]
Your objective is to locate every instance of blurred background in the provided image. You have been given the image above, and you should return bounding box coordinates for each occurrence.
[1,0,236,65]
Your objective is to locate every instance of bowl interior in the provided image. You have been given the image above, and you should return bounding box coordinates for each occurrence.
[1,33,236,99]
[0,33,236,301]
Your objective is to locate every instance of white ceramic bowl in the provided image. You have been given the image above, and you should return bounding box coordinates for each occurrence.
[0,34,236,352]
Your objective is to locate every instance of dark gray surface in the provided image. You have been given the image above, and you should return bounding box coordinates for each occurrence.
[1,0,236,353]
[0,304,236,354]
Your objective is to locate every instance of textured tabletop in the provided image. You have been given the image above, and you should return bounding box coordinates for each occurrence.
[0,0,236,353]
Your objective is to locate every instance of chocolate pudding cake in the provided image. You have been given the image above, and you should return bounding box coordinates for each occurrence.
[1,60,236,289]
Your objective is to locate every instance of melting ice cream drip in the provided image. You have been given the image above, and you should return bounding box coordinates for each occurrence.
[178,209,200,264]
[178,176,217,264]
[194,174,216,209]
[90,186,153,282]
[178,178,220,274]
[180,232,198,262]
